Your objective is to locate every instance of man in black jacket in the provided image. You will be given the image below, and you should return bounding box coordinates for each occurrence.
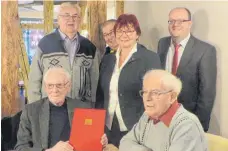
[101,19,119,55]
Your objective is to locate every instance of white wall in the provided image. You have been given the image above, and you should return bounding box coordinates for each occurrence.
[125,1,228,138]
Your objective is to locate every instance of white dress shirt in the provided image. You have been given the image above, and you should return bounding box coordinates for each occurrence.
[106,43,137,131]
[165,33,191,72]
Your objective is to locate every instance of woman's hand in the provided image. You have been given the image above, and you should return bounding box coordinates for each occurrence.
[101,133,108,148]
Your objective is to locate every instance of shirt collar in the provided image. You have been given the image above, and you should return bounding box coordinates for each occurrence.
[152,101,180,127]
[116,43,137,57]
[179,33,191,48]
[170,33,191,48]
[58,29,78,41]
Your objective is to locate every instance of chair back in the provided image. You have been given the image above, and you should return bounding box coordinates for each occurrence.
[206,133,228,151]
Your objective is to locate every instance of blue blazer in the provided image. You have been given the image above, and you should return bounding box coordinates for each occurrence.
[95,43,161,129]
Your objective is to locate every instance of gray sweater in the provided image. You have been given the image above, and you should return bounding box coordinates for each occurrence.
[119,105,208,151]
[28,29,99,103]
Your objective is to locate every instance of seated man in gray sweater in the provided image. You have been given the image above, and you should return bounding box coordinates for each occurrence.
[119,69,208,151]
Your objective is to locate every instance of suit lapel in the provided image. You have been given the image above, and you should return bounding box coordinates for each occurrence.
[124,53,139,66]
[160,37,171,69]
[39,98,50,149]
[176,35,195,76]
[123,44,142,68]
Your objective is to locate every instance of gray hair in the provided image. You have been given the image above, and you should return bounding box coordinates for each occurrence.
[143,69,182,96]
[101,19,117,30]
[58,2,81,16]
[43,67,71,83]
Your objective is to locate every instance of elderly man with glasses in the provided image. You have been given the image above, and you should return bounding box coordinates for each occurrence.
[119,69,208,151]
[15,67,107,151]
[28,2,99,105]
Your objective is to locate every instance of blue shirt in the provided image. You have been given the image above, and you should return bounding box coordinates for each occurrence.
[58,29,79,67]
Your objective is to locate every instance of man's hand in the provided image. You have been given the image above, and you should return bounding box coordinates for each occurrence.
[46,141,74,151]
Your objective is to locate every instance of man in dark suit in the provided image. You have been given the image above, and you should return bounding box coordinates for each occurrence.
[15,67,107,151]
[157,7,217,132]
[101,19,119,55]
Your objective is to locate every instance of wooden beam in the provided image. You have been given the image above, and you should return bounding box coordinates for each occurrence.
[18,23,30,99]
[116,0,124,18]
[88,1,107,57]
[43,0,54,34]
[78,1,88,31]
[21,23,87,30]
[21,23,44,29]
[2,1,20,117]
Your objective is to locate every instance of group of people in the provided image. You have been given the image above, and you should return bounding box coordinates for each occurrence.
[15,2,217,151]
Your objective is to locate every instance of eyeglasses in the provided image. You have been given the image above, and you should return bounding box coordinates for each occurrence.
[168,19,190,25]
[46,81,69,89]
[59,14,81,20]
[103,30,114,38]
[139,89,172,98]
[116,29,135,37]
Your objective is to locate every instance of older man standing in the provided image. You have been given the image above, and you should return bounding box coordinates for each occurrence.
[28,2,99,104]
[157,7,217,131]
[15,67,107,151]
[101,19,119,55]
[119,70,208,151]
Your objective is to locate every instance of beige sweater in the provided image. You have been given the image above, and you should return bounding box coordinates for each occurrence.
[119,105,208,151]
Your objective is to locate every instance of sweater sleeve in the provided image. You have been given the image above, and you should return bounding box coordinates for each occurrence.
[89,48,99,104]
[28,47,44,103]
[168,119,208,151]
[119,114,153,151]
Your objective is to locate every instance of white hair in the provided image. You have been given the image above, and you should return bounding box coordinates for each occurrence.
[101,19,117,29]
[43,67,71,83]
[57,2,81,16]
[143,69,182,96]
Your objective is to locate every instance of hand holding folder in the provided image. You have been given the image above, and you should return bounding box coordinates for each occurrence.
[69,108,106,151]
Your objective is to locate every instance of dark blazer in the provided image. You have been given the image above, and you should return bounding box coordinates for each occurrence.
[15,97,92,151]
[95,43,161,129]
[104,46,112,55]
[1,111,22,150]
[157,35,217,131]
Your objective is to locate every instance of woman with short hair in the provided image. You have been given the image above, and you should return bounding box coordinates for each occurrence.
[96,14,161,147]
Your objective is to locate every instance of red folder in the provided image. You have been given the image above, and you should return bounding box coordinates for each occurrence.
[69,108,106,151]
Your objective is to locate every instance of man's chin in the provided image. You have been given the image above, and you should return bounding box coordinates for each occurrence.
[66,29,77,34]
[56,101,64,106]
[109,44,116,49]
[171,34,180,38]
[49,98,65,106]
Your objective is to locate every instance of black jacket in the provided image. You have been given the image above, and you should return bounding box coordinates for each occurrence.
[95,43,161,129]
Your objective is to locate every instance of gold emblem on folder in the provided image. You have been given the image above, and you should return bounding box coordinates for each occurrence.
[84,119,92,125]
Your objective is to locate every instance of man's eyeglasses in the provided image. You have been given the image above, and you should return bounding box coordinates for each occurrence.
[59,14,80,20]
[139,89,172,98]
[103,30,114,38]
[168,19,190,25]
[116,29,135,37]
[46,81,69,89]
